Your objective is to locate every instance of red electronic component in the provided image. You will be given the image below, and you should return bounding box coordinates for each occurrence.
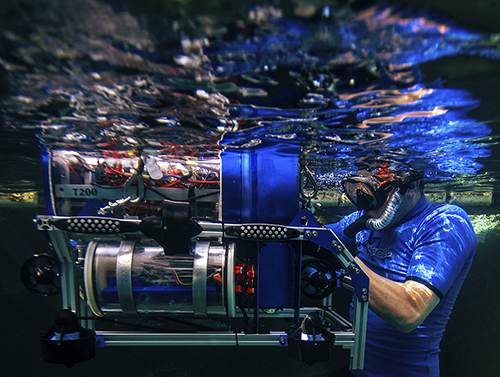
[234,263,255,297]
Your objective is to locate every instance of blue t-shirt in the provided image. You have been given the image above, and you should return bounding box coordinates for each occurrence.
[327,195,476,377]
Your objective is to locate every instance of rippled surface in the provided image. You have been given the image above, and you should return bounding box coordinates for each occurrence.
[1,0,500,194]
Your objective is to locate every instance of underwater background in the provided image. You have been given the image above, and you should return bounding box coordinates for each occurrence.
[1,0,500,376]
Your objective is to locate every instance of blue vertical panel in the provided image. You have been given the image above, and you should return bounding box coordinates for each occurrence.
[221,142,300,308]
[221,142,300,224]
[258,242,295,308]
[40,148,54,215]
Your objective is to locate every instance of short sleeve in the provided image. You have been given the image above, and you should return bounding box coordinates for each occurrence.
[406,206,477,299]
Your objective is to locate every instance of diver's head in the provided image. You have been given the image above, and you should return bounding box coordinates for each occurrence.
[341,166,423,236]
[342,167,423,213]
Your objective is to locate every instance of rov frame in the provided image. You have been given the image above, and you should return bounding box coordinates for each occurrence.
[35,209,369,369]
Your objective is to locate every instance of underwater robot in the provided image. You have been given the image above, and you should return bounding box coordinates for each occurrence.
[23,142,368,368]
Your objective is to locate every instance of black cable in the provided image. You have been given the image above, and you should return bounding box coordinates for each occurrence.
[240,306,249,332]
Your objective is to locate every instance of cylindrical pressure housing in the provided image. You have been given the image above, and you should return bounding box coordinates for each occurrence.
[84,237,236,318]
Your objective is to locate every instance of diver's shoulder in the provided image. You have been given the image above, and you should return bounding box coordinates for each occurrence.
[428,201,470,217]
[422,200,474,231]
[419,201,477,247]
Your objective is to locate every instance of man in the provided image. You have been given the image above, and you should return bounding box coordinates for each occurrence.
[326,164,477,377]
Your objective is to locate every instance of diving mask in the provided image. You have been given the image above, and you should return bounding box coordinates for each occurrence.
[341,171,397,211]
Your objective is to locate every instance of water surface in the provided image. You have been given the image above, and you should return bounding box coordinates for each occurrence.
[1,0,500,199]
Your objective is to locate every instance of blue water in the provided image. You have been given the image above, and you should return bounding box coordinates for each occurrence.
[2,1,500,376]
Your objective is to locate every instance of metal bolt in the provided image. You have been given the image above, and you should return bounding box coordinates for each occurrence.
[361,288,368,295]
[331,240,338,248]
[312,231,318,238]
[350,262,360,275]
[361,295,368,302]
[279,337,287,345]
[305,230,311,238]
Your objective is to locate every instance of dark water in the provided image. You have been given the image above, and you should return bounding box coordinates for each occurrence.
[1,0,500,376]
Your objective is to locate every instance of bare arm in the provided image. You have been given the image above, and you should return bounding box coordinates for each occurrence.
[356,257,440,333]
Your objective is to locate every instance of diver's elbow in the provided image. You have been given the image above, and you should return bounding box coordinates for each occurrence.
[394,316,423,333]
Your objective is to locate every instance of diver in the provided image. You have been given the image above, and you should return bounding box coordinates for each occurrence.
[325,162,476,377]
